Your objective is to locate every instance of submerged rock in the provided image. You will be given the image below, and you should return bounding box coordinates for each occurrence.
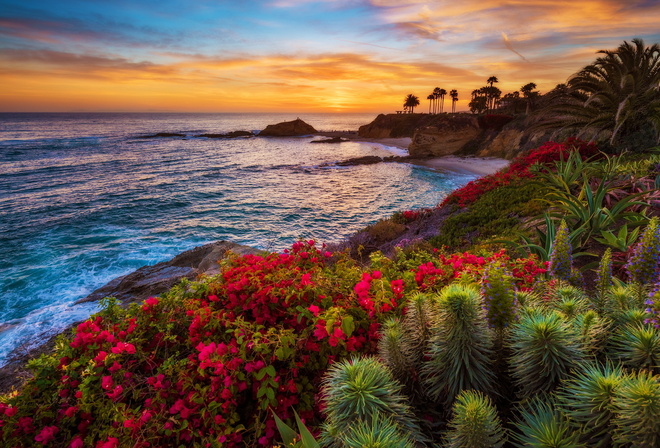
[259,118,317,136]
[310,136,348,144]
[76,241,261,306]
[199,131,253,138]
[136,132,187,138]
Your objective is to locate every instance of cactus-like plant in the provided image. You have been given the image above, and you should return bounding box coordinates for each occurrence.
[511,394,582,448]
[320,356,428,447]
[611,323,660,372]
[400,292,436,368]
[481,262,517,334]
[558,362,624,447]
[549,220,574,282]
[340,413,416,448]
[422,284,496,407]
[444,390,506,448]
[573,310,610,355]
[378,318,412,385]
[625,216,660,286]
[612,370,660,446]
[510,311,585,398]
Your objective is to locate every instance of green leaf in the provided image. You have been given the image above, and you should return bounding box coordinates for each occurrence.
[294,409,320,448]
[265,365,276,377]
[341,316,355,338]
[273,411,298,447]
[255,368,268,381]
[265,387,275,401]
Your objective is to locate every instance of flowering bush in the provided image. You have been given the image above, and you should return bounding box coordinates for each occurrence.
[442,138,599,207]
[0,242,547,447]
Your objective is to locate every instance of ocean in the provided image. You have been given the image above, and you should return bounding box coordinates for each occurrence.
[0,112,477,365]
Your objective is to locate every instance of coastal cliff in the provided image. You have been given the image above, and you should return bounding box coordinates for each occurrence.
[359,113,552,159]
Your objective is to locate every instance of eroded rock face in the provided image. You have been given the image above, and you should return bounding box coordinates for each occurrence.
[76,241,262,306]
[408,116,481,157]
[476,129,525,159]
[259,118,317,136]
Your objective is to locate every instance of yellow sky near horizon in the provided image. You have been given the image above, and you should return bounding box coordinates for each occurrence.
[1,0,659,113]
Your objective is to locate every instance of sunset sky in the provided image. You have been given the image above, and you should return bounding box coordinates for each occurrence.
[1,0,659,113]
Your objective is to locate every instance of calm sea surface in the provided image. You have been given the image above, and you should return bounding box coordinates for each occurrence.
[0,112,476,364]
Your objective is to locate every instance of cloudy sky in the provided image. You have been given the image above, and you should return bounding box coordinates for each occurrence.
[1,0,659,113]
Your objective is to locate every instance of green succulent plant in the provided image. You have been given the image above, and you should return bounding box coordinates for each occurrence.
[558,362,624,447]
[340,413,416,448]
[612,370,660,447]
[611,323,660,372]
[320,356,428,447]
[422,284,496,407]
[510,311,585,398]
[378,318,412,385]
[400,292,436,368]
[444,390,506,448]
[512,394,583,448]
[572,310,610,356]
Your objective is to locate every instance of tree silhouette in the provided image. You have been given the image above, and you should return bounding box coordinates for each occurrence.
[427,94,435,114]
[439,88,447,113]
[520,82,539,114]
[485,76,499,111]
[433,87,442,114]
[404,94,420,113]
[450,89,459,113]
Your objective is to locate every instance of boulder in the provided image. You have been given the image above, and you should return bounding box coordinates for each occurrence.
[310,137,348,144]
[76,241,262,306]
[259,118,317,137]
[408,116,482,157]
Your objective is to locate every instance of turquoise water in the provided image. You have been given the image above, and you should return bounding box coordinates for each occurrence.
[0,113,476,364]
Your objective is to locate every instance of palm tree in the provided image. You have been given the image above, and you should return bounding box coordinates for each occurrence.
[450,89,459,113]
[520,82,538,114]
[433,87,442,114]
[404,94,420,114]
[486,76,499,111]
[439,88,447,113]
[427,94,434,114]
[533,39,660,148]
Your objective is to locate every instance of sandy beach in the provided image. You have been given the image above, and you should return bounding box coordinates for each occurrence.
[316,132,509,176]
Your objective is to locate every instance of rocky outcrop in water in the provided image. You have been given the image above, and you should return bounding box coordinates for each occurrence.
[137,133,187,138]
[408,115,481,157]
[77,241,261,306]
[259,118,317,136]
[199,131,254,138]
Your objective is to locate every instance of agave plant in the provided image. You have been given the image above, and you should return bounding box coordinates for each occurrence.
[444,390,506,448]
[612,370,660,446]
[422,284,496,407]
[510,311,585,398]
[611,323,660,372]
[511,394,582,448]
[558,362,624,447]
[320,356,428,447]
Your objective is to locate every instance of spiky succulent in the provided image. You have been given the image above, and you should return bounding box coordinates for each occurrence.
[378,318,412,385]
[422,284,496,407]
[558,362,624,447]
[512,394,582,448]
[612,370,660,447]
[611,323,660,372]
[481,262,517,334]
[400,292,436,368]
[320,356,428,447]
[573,310,610,355]
[444,390,506,448]
[340,413,416,448]
[625,217,660,286]
[549,220,573,282]
[509,311,585,398]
